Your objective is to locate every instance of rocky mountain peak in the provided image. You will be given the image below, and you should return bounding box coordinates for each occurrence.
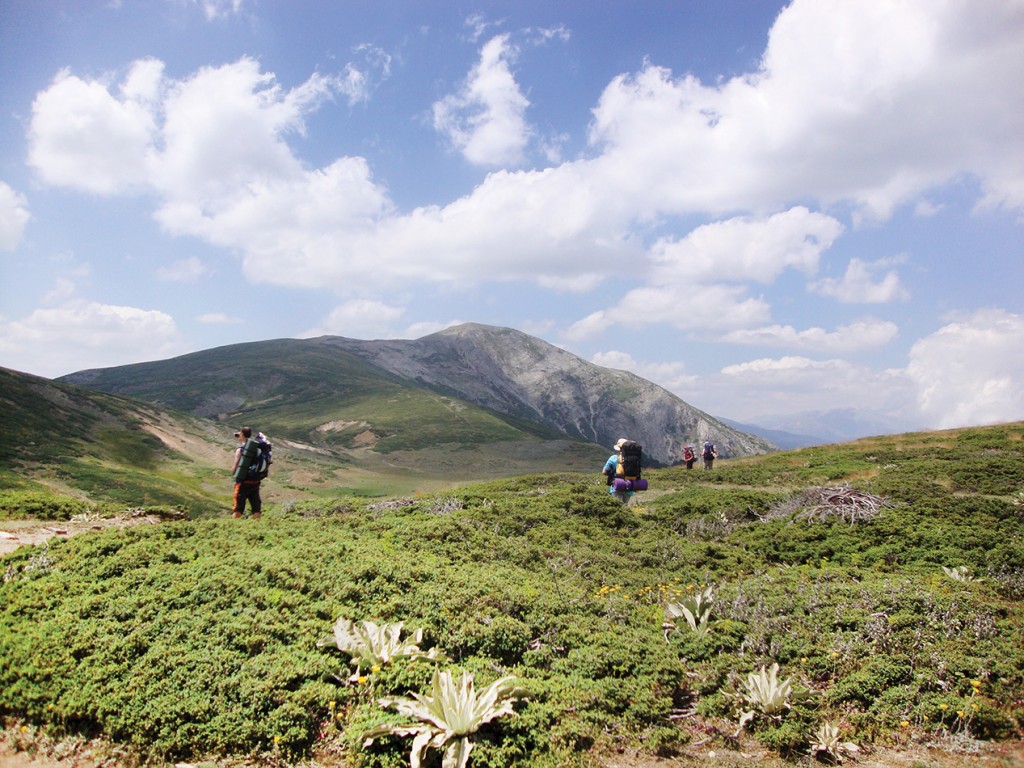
[324,323,773,464]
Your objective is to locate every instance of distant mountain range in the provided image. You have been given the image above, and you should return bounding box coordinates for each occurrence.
[60,323,775,465]
[721,407,925,449]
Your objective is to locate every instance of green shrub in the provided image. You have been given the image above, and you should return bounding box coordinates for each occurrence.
[0,490,92,520]
[1,423,1023,764]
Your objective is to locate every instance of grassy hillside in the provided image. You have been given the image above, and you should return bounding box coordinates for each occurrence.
[1,423,1022,766]
[0,366,234,514]
[59,339,575,452]
[0,365,608,509]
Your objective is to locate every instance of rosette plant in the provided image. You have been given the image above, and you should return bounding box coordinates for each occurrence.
[362,668,522,768]
[319,618,446,682]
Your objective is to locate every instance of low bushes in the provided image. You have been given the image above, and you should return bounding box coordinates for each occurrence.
[1,424,1023,765]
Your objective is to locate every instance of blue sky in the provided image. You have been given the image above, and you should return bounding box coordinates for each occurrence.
[1,0,1022,436]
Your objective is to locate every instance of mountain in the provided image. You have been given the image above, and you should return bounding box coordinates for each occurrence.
[62,324,775,465]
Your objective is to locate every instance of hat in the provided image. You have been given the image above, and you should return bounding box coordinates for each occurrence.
[613,438,628,450]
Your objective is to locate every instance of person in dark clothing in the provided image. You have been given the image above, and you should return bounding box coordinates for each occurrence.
[231,426,262,519]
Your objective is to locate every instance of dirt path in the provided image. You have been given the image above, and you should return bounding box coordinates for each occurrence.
[0,511,179,559]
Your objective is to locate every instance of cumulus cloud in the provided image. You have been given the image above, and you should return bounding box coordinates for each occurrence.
[302,299,407,339]
[721,318,899,353]
[587,0,1024,218]
[28,59,162,194]
[648,208,844,285]
[0,181,30,251]
[810,257,910,303]
[432,34,532,166]
[906,309,1024,428]
[0,299,184,378]
[569,208,843,338]
[22,1,1024,300]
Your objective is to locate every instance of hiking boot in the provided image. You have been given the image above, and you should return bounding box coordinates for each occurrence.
[232,512,242,518]
[252,513,262,520]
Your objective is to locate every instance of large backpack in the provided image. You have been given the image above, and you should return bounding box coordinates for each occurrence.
[702,441,715,458]
[617,440,643,480]
[234,433,273,482]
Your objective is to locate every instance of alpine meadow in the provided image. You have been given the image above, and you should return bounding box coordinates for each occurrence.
[1,335,1023,767]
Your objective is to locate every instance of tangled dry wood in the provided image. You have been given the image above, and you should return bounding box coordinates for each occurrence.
[765,485,893,525]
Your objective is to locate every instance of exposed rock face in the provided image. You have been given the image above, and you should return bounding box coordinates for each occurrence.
[319,323,773,464]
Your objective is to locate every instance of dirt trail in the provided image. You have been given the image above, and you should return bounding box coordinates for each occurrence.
[0,512,177,559]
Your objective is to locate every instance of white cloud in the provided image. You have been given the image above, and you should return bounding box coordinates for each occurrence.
[704,355,915,424]
[721,318,899,353]
[810,257,909,303]
[649,208,844,285]
[906,309,1024,428]
[23,1,1024,299]
[28,59,162,194]
[157,256,209,282]
[587,0,1024,218]
[338,45,393,106]
[302,299,407,339]
[0,181,30,251]
[0,299,184,378]
[432,34,532,166]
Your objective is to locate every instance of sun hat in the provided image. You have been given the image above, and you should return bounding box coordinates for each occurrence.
[613,438,628,450]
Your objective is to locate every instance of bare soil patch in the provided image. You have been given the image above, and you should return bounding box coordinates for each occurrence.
[0,511,179,559]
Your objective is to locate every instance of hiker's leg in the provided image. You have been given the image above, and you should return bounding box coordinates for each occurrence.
[232,483,244,517]
[251,483,262,518]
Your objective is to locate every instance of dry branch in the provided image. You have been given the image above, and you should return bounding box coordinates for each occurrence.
[766,485,892,525]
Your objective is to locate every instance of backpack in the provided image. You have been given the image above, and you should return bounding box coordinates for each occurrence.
[702,441,715,458]
[234,433,273,482]
[683,446,694,461]
[617,440,643,480]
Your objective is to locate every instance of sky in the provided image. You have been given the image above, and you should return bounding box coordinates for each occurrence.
[1,0,1022,438]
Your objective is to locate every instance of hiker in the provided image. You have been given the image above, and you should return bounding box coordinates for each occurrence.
[603,438,635,504]
[683,445,696,470]
[231,426,263,519]
[701,440,718,470]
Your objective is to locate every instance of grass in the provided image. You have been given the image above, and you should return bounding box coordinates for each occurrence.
[0,423,1022,767]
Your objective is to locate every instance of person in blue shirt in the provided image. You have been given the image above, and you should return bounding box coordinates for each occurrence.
[602,438,634,504]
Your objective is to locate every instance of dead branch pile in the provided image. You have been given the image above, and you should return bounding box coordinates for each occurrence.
[767,485,892,525]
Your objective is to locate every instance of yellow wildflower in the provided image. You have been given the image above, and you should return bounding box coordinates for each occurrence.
[900,720,910,728]
[371,665,381,674]
[939,703,949,711]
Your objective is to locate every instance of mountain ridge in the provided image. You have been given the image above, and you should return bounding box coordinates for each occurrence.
[61,323,773,464]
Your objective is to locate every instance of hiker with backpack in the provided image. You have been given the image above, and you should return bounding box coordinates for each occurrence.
[602,438,646,503]
[701,440,718,470]
[231,427,272,519]
[683,445,696,470]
